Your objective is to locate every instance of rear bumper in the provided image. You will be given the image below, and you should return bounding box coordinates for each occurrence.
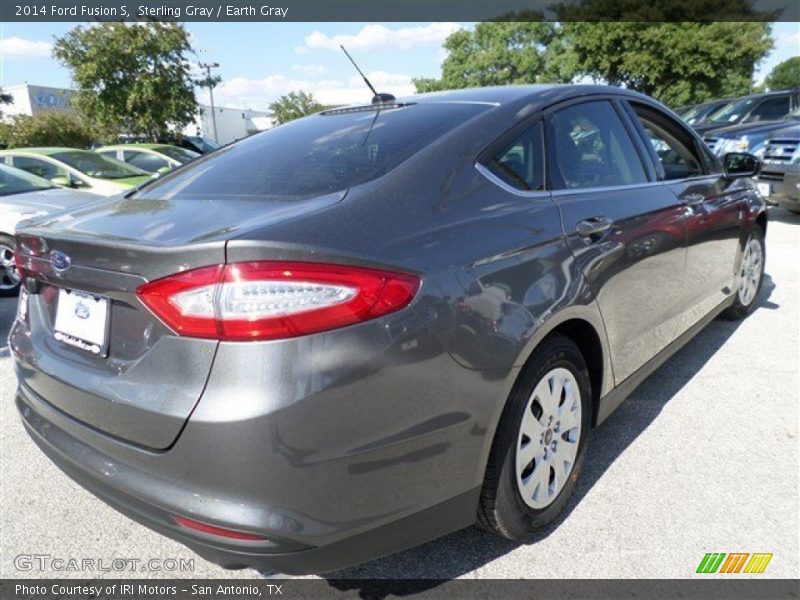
[759,164,800,208]
[12,289,511,575]
[17,382,482,574]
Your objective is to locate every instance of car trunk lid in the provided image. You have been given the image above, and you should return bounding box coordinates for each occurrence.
[12,193,344,449]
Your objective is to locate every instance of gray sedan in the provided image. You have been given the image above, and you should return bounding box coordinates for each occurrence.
[10,85,766,575]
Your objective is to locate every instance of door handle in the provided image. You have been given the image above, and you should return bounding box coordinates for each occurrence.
[684,193,705,207]
[576,216,614,237]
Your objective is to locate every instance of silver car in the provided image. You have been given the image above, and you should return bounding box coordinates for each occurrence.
[0,164,93,295]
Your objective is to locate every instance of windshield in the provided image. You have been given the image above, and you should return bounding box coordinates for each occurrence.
[51,150,148,179]
[706,98,758,124]
[155,145,200,163]
[681,101,719,124]
[186,136,221,153]
[137,102,491,202]
[0,163,56,196]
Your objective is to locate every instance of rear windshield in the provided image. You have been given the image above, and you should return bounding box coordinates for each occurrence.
[0,163,55,196]
[137,103,490,202]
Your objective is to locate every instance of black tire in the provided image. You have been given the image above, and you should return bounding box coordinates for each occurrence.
[478,334,592,541]
[721,226,765,321]
[0,233,21,297]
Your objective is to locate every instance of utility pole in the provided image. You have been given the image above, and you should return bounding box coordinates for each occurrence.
[199,62,220,142]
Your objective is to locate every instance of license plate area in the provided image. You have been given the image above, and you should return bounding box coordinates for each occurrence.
[54,288,110,356]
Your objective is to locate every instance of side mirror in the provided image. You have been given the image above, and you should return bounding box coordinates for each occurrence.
[50,175,72,187]
[723,152,760,179]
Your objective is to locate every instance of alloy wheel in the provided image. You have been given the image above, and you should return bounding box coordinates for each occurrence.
[515,367,582,509]
[0,244,21,291]
[738,237,762,307]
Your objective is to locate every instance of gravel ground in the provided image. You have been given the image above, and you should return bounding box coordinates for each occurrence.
[1,207,798,582]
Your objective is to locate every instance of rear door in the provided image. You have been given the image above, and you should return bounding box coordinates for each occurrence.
[545,98,688,384]
[624,100,746,330]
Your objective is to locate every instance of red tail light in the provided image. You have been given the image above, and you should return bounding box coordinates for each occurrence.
[174,515,265,541]
[136,261,420,341]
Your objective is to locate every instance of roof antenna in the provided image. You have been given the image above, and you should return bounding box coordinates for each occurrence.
[340,45,396,105]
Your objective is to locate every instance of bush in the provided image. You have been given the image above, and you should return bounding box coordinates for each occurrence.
[0,112,98,149]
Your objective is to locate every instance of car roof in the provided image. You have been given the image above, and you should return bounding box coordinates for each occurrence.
[728,88,800,102]
[0,147,90,156]
[320,84,663,119]
[97,143,171,151]
[402,84,658,106]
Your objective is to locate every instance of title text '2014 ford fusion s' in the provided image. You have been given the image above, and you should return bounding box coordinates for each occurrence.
[11,85,766,575]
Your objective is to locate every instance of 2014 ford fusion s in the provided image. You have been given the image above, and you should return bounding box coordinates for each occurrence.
[11,85,766,575]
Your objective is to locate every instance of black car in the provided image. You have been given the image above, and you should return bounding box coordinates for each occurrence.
[693,89,800,136]
[703,106,800,157]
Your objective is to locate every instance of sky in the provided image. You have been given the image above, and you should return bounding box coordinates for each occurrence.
[1,21,799,112]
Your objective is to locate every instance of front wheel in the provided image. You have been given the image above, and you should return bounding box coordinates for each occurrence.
[478,334,591,541]
[0,234,21,297]
[722,227,765,320]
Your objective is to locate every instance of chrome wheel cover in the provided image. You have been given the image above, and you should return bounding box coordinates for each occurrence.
[738,237,762,307]
[516,367,582,509]
[0,244,21,291]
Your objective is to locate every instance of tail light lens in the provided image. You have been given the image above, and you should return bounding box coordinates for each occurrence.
[136,261,420,341]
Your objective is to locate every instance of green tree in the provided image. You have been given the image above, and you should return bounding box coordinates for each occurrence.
[559,21,773,106]
[414,18,572,93]
[52,23,197,140]
[269,91,324,124]
[764,57,800,91]
[0,112,98,149]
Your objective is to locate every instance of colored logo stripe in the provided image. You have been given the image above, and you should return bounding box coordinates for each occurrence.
[697,552,772,574]
[697,553,726,573]
[719,553,749,573]
[744,553,773,574]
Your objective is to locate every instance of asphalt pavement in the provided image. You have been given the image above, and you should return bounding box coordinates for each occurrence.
[1,208,798,582]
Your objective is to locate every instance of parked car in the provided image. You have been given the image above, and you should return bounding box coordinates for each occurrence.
[693,89,800,136]
[676,98,731,127]
[703,106,800,157]
[0,164,92,296]
[95,144,200,174]
[178,135,221,154]
[11,85,766,575]
[0,148,152,196]
[757,123,800,213]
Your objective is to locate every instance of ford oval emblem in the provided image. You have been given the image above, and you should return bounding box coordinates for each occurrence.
[74,302,90,320]
[50,250,71,273]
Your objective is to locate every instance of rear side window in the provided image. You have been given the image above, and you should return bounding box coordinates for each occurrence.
[548,101,647,190]
[748,96,790,122]
[125,151,170,173]
[138,103,490,202]
[483,121,544,191]
[11,156,67,180]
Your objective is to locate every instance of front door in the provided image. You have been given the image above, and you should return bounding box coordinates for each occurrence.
[546,98,688,384]
[623,100,746,330]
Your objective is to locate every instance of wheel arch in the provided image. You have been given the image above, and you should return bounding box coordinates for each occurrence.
[508,307,613,431]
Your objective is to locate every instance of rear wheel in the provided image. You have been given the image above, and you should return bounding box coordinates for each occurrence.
[0,234,21,297]
[478,334,591,541]
[722,227,765,320]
